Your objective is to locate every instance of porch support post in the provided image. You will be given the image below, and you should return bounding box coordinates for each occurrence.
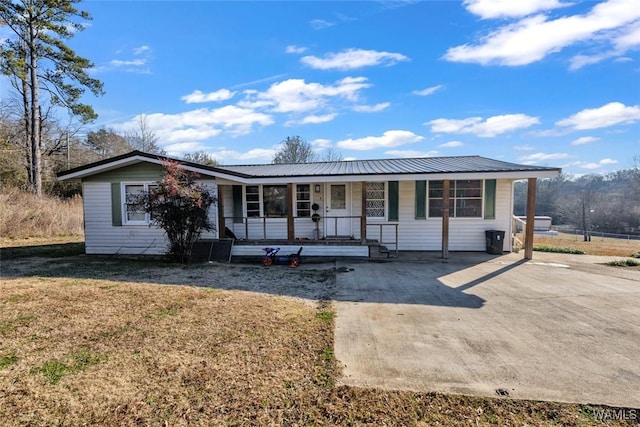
[287,183,294,243]
[217,185,226,239]
[524,177,537,260]
[442,179,450,259]
[360,181,367,244]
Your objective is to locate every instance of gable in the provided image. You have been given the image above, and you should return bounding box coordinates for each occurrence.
[83,162,166,183]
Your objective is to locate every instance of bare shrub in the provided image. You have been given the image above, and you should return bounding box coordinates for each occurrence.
[0,190,83,239]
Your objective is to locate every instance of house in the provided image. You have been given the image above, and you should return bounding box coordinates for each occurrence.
[57,151,560,259]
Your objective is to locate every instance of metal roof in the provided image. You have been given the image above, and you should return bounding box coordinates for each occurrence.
[57,151,560,181]
[219,156,560,177]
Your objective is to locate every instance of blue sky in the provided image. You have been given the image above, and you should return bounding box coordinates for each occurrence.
[8,0,640,173]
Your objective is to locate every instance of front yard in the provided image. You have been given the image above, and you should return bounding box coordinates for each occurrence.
[0,243,637,425]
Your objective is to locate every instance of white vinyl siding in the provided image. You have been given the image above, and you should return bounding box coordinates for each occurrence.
[83,181,217,255]
[392,179,513,251]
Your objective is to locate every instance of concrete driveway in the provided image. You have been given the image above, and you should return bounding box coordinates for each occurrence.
[333,252,640,408]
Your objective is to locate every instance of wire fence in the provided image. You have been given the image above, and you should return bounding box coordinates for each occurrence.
[551,226,640,241]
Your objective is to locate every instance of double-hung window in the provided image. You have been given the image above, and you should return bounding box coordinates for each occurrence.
[296,184,311,217]
[123,183,156,225]
[428,180,482,218]
[245,185,290,218]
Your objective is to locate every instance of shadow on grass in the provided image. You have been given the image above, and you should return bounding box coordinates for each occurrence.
[1,242,86,260]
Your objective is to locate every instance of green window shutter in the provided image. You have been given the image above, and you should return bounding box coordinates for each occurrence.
[484,179,496,219]
[388,181,399,221]
[415,180,426,219]
[111,183,122,226]
[232,185,243,223]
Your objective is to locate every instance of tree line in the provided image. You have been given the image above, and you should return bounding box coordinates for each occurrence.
[514,162,640,236]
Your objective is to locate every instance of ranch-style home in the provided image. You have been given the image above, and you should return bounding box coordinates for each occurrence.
[57,151,560,260]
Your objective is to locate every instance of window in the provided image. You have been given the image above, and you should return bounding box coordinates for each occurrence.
[246,186,260,218]
[366,182,385,218]
[428,180,482,218]
[263,185,288,217]
[296,184,311,217]
[123,183,155,225]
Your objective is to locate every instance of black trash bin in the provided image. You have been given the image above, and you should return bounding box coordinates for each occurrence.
[485,230,505,255]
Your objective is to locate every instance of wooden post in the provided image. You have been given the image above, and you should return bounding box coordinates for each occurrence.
[361,181,367,244]
[287,183,294,243]
[524,177,537,260]
[217,185,226,239]
[442,179,450,259]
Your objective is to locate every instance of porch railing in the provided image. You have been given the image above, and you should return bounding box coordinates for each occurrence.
[512,215,527,251]
[367,223,399,257]
[222,216,400,254]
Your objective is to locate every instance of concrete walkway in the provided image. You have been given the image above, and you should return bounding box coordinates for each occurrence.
[333,252,640,408]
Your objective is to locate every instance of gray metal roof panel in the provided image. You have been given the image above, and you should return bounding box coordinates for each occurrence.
[219,156,559,177]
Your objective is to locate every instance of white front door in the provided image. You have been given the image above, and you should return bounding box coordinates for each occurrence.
[325,183,351,237]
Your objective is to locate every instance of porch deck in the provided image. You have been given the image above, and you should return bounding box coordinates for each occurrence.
[193,238,393,262]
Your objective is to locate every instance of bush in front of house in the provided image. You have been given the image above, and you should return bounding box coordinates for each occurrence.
[136,161,216,264]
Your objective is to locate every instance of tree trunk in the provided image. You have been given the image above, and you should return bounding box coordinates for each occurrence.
[28,18,42,196]
[21,75,32,187]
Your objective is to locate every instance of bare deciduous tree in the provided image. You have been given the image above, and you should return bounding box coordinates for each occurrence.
[272,136,315,164]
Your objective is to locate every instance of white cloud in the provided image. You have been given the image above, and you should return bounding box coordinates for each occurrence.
[285,45,307,54]
[571,136,600,146]
[385,149,438,158]
[573,158,618,169]
[164,126,222,143]
[412,85,443,96]
[301,48,409,70]
[133,45,150,55]
[599,158,618,164]
[212,148,277,164]
[463,0,568,19]
[557,102,640,130]
[438,141,464,148]
[241,76,371,113]
[352,102,390,113]
[310,138,333,149]
[110,59,146,67]
[578,162,602,169]
[163,142,208,157]
[428,113,540,137]
[114,106,274,144]
[181,89,236,104]
[100,44,152,73]
[336,130,424,150]
[445,0,640,67]
[285,113,337,126]
[514,144,535,151]
[310,19,335,30]
[615,21,640,49]
[519,152,570,163]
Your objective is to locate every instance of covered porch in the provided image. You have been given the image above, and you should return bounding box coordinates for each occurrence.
[215,181,400,257]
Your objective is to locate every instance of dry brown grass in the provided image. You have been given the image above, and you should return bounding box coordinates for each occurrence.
[533,233,640,257]
[0,190,83,240]
[1,254,637,426]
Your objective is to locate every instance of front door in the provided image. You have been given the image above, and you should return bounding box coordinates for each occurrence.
[325,183,351,237]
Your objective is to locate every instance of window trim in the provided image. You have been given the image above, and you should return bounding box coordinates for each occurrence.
[244,184,300,219]
[294,184,311,218]
[427,179,484,219]
[365,181,387,220]
[121,182,155,225]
